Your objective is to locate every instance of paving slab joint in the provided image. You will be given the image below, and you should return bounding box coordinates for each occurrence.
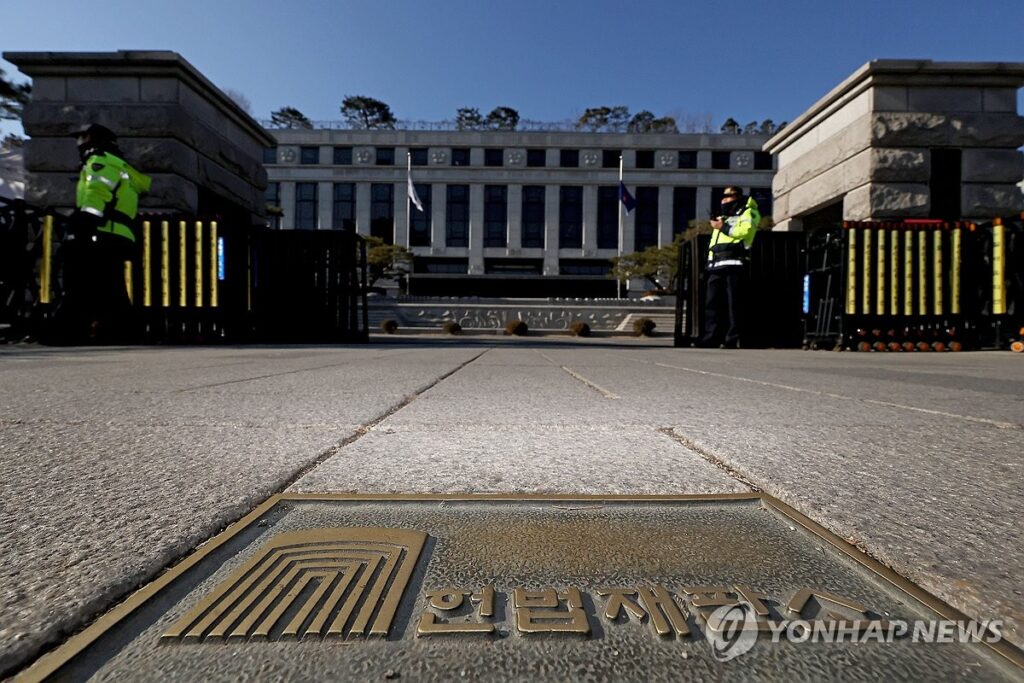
[658,426,762,492]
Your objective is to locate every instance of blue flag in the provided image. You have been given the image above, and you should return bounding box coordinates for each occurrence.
[619,181,636,214]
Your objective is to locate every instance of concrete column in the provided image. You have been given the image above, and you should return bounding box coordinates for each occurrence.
[317,182,332,230]
[507,185,523,252]
[582,184,598,254]
[697,186,713,221]
[394,181,409,246]
[658,185,673,246]
[280,182,296,230]
[469,184,485,273]
[697,150,712,169]
[544,185,559,274]
[355,182,371,236]
[431,184,446,249]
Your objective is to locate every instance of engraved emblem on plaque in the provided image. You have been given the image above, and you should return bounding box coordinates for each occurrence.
[162,528,427,641]
[659,152,675,167]
[581,152,599,167]
[355,150,372,164]
[416,586,496,636]
[512,587,590,634]
[734,152,752,168]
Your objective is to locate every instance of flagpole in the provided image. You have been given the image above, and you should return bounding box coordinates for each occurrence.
[618,154,624,300]
[406,152,412,250]
[406,152,412,296]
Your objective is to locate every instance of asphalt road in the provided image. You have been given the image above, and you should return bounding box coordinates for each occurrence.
[1,338,1021,678]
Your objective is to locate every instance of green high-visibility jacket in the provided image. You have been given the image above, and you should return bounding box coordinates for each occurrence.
[75,151,152,242]
[707,196,760,269]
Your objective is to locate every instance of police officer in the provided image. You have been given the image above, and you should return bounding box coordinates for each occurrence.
[696,186,760,349]
[65,123,151,342]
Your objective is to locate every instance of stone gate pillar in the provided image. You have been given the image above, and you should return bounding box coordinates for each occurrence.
[3,50,275,225]
[765,60,1024,229]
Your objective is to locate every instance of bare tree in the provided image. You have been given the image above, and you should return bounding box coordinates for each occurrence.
[0,68,31,121]
[223,88,252,115]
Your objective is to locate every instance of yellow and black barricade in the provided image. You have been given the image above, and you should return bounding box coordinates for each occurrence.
[9,207,369,345]
[803,217,1024,351]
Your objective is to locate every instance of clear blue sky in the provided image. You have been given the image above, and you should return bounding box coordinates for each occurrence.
[2,0,1023,135]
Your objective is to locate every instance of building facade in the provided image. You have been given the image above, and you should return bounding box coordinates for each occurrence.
[265,128,775,296]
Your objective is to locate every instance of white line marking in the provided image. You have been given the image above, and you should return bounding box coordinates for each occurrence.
[641,360,1019,430]
[561,366,620,400]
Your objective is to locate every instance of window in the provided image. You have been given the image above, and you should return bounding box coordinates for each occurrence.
[678,150,698,169]
[451,148,470,166]
[484,185,507,247]
[415,257,467,274]
[635,150,655,169]
[263,147,277,164]
[484,148,503,167]
[750,187,773,220]
[560,260,610,276]
[712,151,731,169]
[333,146,352,165]
[521,185,545,249]
[673,187,697,237]
[265,182,280,229]
[409,183,431,247]
[332,183,355,231]
[294,182,317,229]
[559,186,583,249]
[300,146,319,165]
[526,149,546,167]
[602,150,620,169]
[597,186,619,250]
[560,149,579,168]
[446,184,469,247]
[754,151,773,170]
[370,183,394,242]
[375,147,395,166]
[409,147,428,166]
[634,186,658,251]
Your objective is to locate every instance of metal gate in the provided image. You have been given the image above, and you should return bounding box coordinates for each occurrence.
[0,200,369,344]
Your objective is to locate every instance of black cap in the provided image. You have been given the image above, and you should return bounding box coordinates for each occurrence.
[69,123,117,143]
[723,186,743,199]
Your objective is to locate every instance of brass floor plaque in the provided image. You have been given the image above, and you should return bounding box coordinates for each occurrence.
[19,494,1023,682]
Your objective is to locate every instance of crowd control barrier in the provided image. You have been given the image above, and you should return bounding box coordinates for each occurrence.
[803,219,1023,351]
[0,202,369,344]
[673,232,805,348]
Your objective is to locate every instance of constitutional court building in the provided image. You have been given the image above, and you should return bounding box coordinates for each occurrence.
[264,129,775,296]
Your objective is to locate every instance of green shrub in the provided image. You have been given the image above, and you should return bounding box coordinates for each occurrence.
[442,321,462,335]
[632,317,656,337]
[380,319,398,334]
[504,319,528,336]
[569,320,591,337]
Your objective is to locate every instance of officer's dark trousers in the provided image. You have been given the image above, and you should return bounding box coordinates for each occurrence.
[701,265,745,347]
[61,232,136,343]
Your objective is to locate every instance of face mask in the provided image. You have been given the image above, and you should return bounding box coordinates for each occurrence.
[720,198,739,214]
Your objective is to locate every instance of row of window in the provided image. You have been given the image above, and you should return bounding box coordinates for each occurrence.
[265,146,773,170]
[270,182,772,251]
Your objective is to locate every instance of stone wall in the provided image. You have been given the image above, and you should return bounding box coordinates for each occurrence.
[4,51,274,224]
[765,60,1024,228]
